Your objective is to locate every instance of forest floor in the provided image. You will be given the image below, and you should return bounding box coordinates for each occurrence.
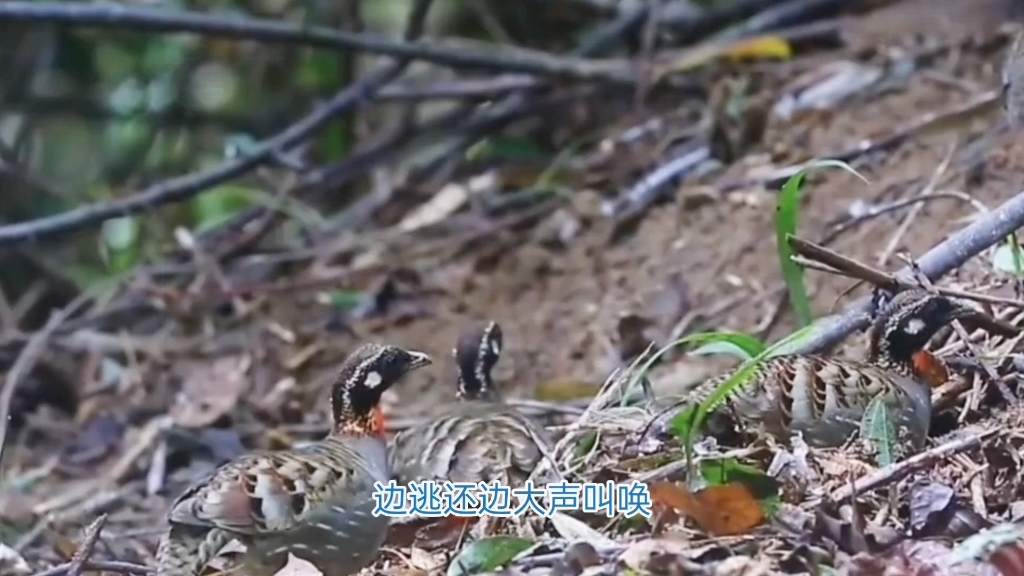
[6,0,1024,574]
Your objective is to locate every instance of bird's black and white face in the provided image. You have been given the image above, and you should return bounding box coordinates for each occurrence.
[454,321,503,401]
[869,290,969,364]
[332,344,432,432]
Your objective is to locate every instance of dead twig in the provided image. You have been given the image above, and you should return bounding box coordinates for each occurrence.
[0,297,87,469]
[788,236,1022,338]
[0,2,633,84]
[827,427,997,503]
[0,42,411,245]
[877,142,956,265]
[67,514,108,576]
[30,560,151,576]
[783,190,1024,356]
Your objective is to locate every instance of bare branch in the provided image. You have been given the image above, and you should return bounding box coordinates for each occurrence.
[0,2,633,83]
[789,190,1024,356]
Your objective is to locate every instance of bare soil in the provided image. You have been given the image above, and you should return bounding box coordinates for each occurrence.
[370,0,1024,411]
[7,0,1024,571]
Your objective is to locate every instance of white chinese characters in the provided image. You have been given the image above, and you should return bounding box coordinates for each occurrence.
[372,480,652,519]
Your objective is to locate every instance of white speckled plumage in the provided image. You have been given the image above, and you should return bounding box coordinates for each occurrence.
[155,343,431,576]
[390,322,553,493]
[687,290,977,454]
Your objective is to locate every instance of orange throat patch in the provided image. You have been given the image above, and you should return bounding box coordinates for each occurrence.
[337,407,386,437]
[912,350,949,388]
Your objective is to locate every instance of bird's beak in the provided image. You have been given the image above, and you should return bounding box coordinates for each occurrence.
[948,303,978,321]
[407,351,433,370]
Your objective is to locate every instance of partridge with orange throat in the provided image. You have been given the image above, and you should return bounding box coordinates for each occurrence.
[389,321,553,490]
[686,290,978,453]
[155,343,431,576]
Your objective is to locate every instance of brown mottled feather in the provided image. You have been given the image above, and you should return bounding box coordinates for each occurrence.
[155,344,431,576]
[390,322,553,492]
[686,290,978,452]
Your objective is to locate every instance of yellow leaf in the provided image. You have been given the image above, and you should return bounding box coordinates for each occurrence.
[721,36,793,61]
[655,36,793,79]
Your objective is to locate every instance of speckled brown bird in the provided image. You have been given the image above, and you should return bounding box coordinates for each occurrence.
[389,321,553,489]
[688,290,978,452]
[154,343,432,576]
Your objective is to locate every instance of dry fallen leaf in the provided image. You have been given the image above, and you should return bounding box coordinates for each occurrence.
[549,511,616,548]
[552,542,601,576]
[407,547,445,572]
[649,481,765,536]
[720,36,793,61]
[397,172,498,233]
[273,554,323,576]
[0,543,30,576]
[714,555,774,576]
[618,538,693,571]
[169,355,252,428]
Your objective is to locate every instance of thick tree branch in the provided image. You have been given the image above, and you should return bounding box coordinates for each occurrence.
[789,190,1024,356]
[0,0,440,246]
[0,2,634,83]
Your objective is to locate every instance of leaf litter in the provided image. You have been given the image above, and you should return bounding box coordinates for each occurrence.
[11,3,1024,576]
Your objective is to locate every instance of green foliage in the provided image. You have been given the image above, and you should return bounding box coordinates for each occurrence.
[141,36,189,77]
[572,430,599,465]
[662,325,818,479]
[689,333,766,360]
[328,290,364,311]
[859,395,896,467]
[309,50,350,161]
[466,136,549,163]
[447,536,535,576]
[100,216,142,275]
[698,457,781,513]
[775,159,868,327]
[190,185,259,232]
[991,233,1024,277]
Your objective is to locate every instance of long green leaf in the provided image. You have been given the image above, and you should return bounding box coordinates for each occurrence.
[447,537,534,576]
[859,395,896,466]
[776,171,811,326]
[624,332,766,401]
[689,333,767,360]
[682,324,819,482]
[775,159,868,327]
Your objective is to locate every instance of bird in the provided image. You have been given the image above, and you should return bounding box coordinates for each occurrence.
[154,343,432,576]
[683,290,979,452]
[389,321,553,491]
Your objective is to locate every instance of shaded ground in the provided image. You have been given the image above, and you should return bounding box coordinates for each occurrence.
[6,0,1024,573]
[369,0,1024,409]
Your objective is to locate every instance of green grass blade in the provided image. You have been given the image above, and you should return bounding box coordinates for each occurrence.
[859,395,896,466]
[682,324,819,481]
[775,159,869,327]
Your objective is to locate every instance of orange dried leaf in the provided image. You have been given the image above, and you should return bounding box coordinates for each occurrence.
[720,36,793,61]
[649,481,765,536]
